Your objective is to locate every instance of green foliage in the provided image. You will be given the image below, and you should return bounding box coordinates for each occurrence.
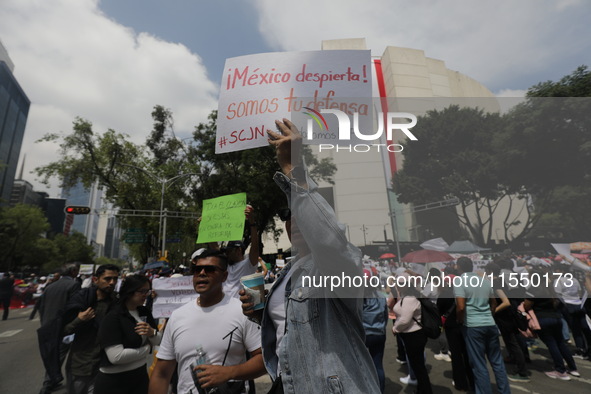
[392,106,524,245]
[95,256,127,270]
[0,205,97,272]
[502,66,591,240]
[527,65,591,98]
[393,65,591,245]
[35,107,201,262]
[36,232,96,273]
[0,204,50,271]
[35,106,336,261]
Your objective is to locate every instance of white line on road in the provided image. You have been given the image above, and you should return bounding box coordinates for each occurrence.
[573,377,591,385]
[509,384,531,393]
[0,329,23,338]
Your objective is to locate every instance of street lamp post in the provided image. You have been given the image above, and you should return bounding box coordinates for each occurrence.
[118,163,199,257]
[389,211,402,263]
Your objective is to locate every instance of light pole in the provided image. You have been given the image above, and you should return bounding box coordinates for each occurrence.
[118,163,199,257]
[389,210,402,263]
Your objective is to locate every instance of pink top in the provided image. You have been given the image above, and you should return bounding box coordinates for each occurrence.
[393,296,422,333]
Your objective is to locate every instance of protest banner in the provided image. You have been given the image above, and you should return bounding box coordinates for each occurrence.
[216,50,372,153]
[197,192,247,243]
[152,276,196,318]
[552,243,591,272]
[79,264,95,275]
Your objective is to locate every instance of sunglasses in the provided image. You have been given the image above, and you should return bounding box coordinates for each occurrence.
[278,208,291,221]
[192,264,225,275]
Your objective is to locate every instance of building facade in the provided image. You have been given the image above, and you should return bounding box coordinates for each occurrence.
[315,39,503,253]
[61,180,103,244]
[0,40,30,206]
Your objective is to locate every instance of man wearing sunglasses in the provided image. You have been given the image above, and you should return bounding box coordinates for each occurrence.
[240,119,380,393]
[149,250,265,394]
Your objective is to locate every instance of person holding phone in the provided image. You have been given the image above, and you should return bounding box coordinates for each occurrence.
[94,275,161,394]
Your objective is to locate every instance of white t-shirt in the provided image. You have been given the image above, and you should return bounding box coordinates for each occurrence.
[157,294,261,394]
[223,256,256,299]
[555,277,582,305]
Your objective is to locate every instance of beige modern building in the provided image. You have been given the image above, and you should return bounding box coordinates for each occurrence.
[316,39,502,253]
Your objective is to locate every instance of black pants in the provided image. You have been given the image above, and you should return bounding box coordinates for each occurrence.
[445,325,474,391]
[392,320,406,360]
[94,365,149,394]
[29,300,40,319]
[41,341,70,392]
[1,296,10,320]
[499,321,528,376]
[365,334,386,393]
[400,330,433,394]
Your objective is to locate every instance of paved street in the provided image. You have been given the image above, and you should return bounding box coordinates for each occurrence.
[2,307,591,393]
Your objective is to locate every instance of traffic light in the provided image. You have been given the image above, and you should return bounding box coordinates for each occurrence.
[64,206,91,215]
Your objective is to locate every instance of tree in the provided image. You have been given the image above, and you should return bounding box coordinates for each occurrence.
[35,108,200,262]
[0,204,50,271]
[36,107,336,261]
[498,66,591,240]
[393,66,591,245]
[392,106,535,246]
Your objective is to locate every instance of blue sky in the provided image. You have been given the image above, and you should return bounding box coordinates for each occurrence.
[1,0,590,196]
[100,0,272,85]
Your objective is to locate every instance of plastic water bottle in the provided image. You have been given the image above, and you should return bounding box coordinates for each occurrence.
[195,346,208,366]
[191,346,224,394]
[190,345,206,393]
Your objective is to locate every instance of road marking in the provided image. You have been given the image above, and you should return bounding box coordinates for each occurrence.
[0,329,23,338]
[575,377,591,385]
[509,384,530,393]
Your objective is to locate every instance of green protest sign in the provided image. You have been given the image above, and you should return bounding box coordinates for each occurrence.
[196,192,247,243]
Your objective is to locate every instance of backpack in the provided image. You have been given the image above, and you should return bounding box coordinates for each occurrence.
[402,297,443,339]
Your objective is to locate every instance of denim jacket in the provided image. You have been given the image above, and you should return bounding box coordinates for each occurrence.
[261,172,380,394]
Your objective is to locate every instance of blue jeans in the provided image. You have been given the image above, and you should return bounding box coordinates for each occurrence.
[537,317,577,373]
[463,325,510,394]
[365,334,386,393]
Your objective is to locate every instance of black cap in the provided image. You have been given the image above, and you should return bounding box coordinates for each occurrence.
[226,241,244,249]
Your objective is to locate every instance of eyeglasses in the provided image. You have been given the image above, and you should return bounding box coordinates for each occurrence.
[278,208,291,221]
[136,289,152,295]
[192,265,225,275]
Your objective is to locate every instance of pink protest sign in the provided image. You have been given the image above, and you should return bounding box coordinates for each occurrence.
[216,50,372,153]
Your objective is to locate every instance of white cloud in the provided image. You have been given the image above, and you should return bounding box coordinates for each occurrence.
[0,0,218,196]
[495,90,527,114]
[496,89,527,98]
[253,0,591,93]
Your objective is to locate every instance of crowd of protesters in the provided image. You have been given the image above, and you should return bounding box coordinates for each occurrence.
[2,118,591,394]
